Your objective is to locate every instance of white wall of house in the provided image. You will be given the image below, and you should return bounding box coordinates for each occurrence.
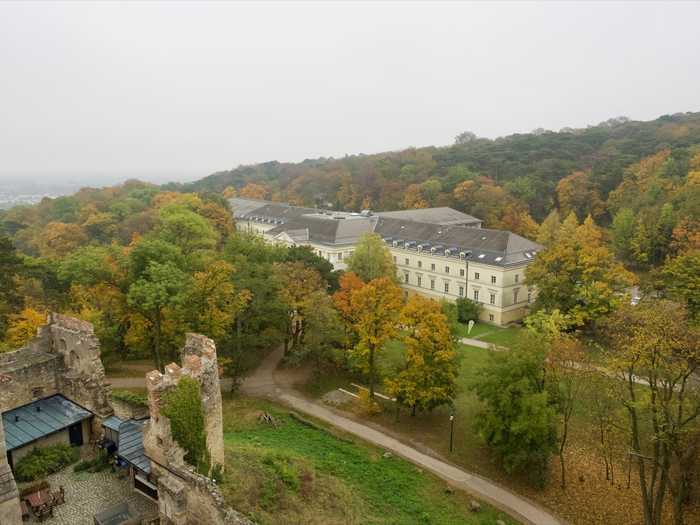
[236,219,533,325]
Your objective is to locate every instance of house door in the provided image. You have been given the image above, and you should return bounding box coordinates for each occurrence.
[68,422,83,447]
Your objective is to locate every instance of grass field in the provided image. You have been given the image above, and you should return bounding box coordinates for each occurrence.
[455,322,523,347]
[220,396,518,525]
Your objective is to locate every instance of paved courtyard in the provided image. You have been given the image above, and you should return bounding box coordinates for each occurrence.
[20,468,157,525]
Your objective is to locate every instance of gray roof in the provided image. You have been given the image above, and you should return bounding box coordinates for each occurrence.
[266,214,376,246]
[118,419,150,474]
[2,395,93,451]
[375,207,481,226]
[230,197,541,266]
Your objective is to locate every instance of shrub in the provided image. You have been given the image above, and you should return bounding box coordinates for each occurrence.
[111,389,148,407]
[14,444,79,482]
[161,377,211,475]
[356,389,382,416]
[456,297,481,324]
[73,449,111,473]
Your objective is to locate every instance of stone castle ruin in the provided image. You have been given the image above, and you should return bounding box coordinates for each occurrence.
[143,333,252,525]
[0,313,113,525]
[0,314,252,525]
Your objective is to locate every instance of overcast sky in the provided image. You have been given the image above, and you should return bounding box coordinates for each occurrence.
[1,1,699,184]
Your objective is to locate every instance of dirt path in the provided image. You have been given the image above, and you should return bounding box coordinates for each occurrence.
[240,347,564,525]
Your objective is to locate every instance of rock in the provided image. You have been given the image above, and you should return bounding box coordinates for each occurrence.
[469,500,481,512]
[382,452,393,459]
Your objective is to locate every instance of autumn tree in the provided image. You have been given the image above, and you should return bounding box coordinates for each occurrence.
[555,171,605,221]
[35,222,88,258]
[602,300,700,525]
[158,204,218,257]
[4,307,46,349]
[127,261,189,371]
[385,295,458,415]
[0,235,24,341]
[346,232,397,283]
[186,260,249,340]
[526,214,636,328]
[273,261,325,354]
[470,333,558,487]
[349,277,403,398]
[239,182,270,200]
[332,271,365,346]
[659,250,700,319]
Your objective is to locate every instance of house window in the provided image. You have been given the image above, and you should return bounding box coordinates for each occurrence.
[445,266,450,274]
[431,263,436,271]
[491,275,496,284]
[459,286,464,297]
[405,258,410,265]
[514,274,519,283]
[444,282,449,293]
[404,272,409,284]
[527,291,532,303]
[459,268,465,277]
[489,314,494,322]
[513,288,520,303]
[474,272,480,280]
[430,279,435,290]
[490,293,496,305]
[417,276,422,287]
[418,260,422,269]
[393,256,397,263]
[338,252,343,261]
[473,290,479,302]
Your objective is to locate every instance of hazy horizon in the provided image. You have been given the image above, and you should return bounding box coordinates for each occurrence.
[2,1,699,184]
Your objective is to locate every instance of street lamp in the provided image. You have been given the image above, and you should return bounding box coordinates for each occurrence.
[449,409,455,453]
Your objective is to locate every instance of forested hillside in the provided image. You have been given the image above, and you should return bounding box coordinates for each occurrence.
[174,112,700,270]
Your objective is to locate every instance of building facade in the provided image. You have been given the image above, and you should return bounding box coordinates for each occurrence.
[230,198,542,326]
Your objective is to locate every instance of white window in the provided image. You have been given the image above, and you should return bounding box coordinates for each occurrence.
[393,256,397,263]
[489,314,494,322]
[417,276,422,287]
[513,288,520,303]
[404,272,409,284]
[418,260,422,269]
[459,286,464,297]
[444,282,449,293]
[338,252,343,261]
[473,290,479,302]
[431,263,436,271]
[527,291,532,303]
[459,268,465,277]
[430,279,435,290]
[491,275,496,284]
[474,272,480,280]
[445,266,450,274]
[405,258,410,265]
[514,274,519,283]
[490,293,496,305]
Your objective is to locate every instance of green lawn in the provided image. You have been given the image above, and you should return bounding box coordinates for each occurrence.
[456,322,523,348]
[221,397,517,525]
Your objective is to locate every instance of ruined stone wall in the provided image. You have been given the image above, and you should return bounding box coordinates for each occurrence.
[0,313,113,525]
[0,345,60,412]
[144,333,251,525]
[0,313,112,417]
[0,417,22,525]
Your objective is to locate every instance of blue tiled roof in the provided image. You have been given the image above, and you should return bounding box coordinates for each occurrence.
[2,395,93,451]
[102,415,124,432]
[118,419,150,474]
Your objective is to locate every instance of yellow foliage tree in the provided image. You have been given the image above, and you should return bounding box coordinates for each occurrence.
[4,307,45,349]
[385,295,457,415]
[349,277,402,398]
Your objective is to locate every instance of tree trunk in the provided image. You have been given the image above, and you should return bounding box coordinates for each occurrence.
[368,345,375,399]
[153,309,163,372]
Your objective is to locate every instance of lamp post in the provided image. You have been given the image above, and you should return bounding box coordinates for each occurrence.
[449,411,455,453]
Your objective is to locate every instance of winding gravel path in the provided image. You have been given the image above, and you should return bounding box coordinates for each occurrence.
[240,347,565,525]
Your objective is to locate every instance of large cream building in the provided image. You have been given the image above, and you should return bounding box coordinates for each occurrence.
[230,198,542,326]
